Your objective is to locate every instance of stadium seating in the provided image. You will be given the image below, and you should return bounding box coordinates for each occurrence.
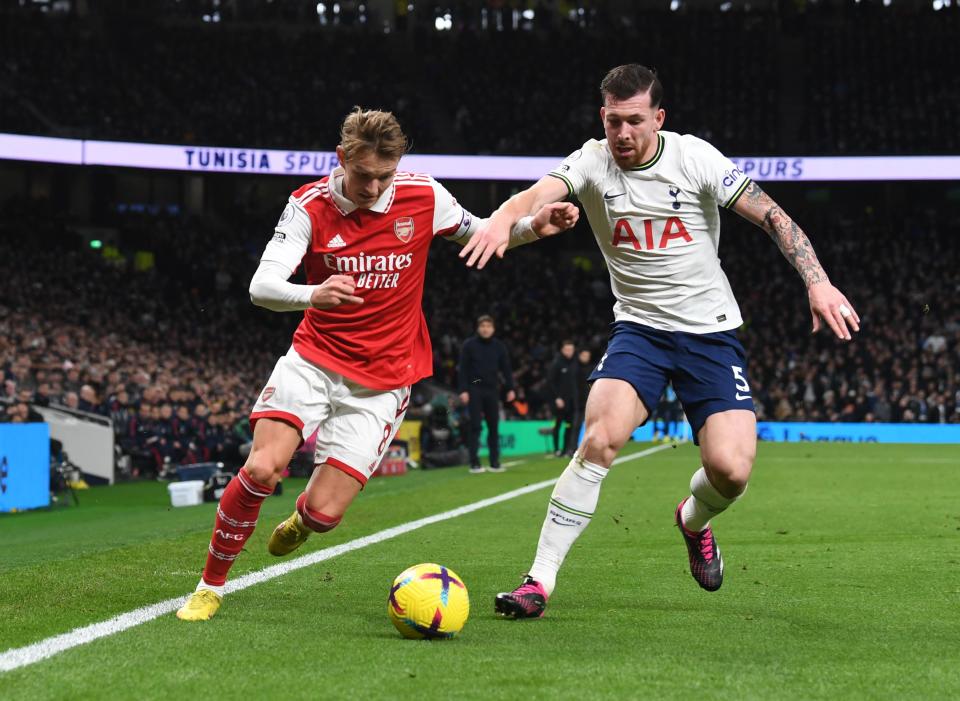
[2,5,957,155]
[2,188,957,474]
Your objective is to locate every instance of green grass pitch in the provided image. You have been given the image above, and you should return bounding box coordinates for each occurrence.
[1,442,958,700]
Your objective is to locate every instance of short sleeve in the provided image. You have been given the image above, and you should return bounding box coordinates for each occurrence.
[547,140,604,198]
[260,196,312,270]
[680,136,751,209]
[431,178,475,240]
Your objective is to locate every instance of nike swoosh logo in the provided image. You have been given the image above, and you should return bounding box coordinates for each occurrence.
[603,191,625,200]
[736,393,752,401]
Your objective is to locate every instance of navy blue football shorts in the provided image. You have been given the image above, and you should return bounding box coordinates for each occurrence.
[588,321,755,444]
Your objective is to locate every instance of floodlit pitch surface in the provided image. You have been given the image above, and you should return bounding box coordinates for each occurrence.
[1,443,957,700]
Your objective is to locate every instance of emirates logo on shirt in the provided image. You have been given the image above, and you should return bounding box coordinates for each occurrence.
[394,217,415,243]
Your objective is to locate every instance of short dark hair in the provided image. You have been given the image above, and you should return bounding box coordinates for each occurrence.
[600,64,663,108]
[561,339,575,348]
[477,314,495,326]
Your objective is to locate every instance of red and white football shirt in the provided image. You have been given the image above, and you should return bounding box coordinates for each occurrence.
[259,168,473,390]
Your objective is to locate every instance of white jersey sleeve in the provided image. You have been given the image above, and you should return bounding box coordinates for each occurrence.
[547,140,607,198]
[431,177,540,249]
[260,196,312,270]
[679,135,752,209]
[431,178,476,241]
[248,260,314,312]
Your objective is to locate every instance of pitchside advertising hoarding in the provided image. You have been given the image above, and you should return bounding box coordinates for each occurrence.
[475,420,960,457]
[3,133,960,181]
[634,421,960,445]
[0,423,51,512]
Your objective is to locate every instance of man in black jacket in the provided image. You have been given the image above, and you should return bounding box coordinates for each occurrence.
[458,315,515,473]
[570,348,594,454]
[547,340,577,456]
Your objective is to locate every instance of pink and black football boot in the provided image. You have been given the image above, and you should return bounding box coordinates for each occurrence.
[494,575,549,619]
[675,498,724,592]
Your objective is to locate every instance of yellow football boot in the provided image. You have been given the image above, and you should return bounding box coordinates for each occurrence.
[176,589,223,621]
[267,510,311,556]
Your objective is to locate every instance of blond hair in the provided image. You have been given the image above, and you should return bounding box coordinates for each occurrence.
[339,107,409,161]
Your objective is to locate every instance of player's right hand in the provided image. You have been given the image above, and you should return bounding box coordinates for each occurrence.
[532,202,579,238]
[461,215,511,269]
[310,275,364,309]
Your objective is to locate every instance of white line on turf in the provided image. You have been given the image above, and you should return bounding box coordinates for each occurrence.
[611,443,674,466]
[0,443,672,674]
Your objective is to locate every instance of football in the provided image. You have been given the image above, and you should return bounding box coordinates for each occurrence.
[387,563,470,639]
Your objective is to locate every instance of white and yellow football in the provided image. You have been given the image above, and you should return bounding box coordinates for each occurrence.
[387,563,470,639]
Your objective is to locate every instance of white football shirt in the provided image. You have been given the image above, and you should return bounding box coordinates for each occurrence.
[549,131,752,333]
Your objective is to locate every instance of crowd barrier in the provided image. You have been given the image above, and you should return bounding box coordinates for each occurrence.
[36,405,115,484]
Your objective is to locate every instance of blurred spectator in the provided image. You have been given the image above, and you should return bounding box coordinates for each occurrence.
[546,340,577,456]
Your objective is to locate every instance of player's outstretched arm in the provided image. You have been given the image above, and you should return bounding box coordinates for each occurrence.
[460,176,571,269]
[442,202,578,252]
[732,181,860,341]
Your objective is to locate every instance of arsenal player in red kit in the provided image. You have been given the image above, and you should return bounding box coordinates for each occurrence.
[177,107,579,620]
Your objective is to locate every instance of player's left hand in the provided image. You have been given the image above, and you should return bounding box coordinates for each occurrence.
[460,215,511,269]
[808,281,860,341]
[532,202,579,238]
[505,389,516,403]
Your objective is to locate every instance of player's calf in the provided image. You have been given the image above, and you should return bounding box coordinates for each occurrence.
[267,492,342,556]
[200,468,273,586]
[701,453,752,497]
[296,492,342,532]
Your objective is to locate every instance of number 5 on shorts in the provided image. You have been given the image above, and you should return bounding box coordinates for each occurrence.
[732,365,751,400]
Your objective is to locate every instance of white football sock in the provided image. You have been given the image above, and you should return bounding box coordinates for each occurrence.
[680,467,743,533]
[529,456,608,596]
[196,579,225,597]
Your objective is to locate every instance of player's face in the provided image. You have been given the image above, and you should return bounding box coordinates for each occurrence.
[600,90,665,169]
[336,146,400,209]
[477,321,495,339]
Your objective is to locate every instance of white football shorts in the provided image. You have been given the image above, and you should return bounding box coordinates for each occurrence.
[250,346,410,486]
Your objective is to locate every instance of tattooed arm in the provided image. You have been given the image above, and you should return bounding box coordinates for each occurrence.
[732,181,860,340]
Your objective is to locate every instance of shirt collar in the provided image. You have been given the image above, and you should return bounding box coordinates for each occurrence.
[327,166,396,215]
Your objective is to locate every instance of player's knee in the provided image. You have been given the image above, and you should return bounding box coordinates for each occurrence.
[242,449,285,486]
[580,425,621,467]
[703,449,754,495]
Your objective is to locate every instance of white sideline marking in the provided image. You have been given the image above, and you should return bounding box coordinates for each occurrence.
[611,443,673,466]
[0,443,671,674]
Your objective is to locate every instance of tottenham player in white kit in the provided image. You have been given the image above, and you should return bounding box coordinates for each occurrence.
[461,64,861,618]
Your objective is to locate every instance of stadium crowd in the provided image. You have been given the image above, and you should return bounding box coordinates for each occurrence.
[2,187,958,477]
[2,5,957,155]
[1,3,957,474]
[0,200,278,475]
